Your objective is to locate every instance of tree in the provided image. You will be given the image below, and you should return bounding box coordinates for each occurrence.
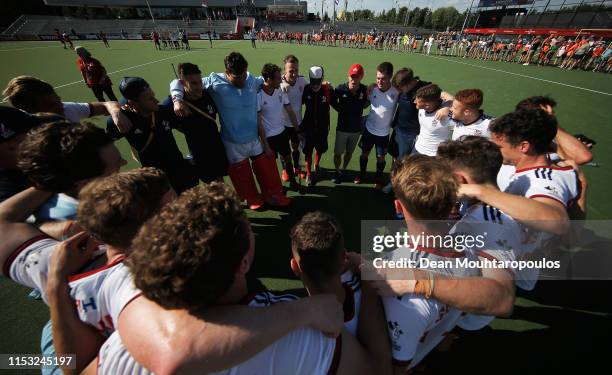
[431,7,460,30]
[386,8,397,23]
[324,11,329,22]
[422,9,433,29]
[397,6,408,25]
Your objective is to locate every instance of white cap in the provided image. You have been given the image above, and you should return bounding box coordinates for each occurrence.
[309,66,323,81]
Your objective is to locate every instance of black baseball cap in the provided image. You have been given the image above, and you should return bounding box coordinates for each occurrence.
[0,106,59,142]
[119,77,150,101]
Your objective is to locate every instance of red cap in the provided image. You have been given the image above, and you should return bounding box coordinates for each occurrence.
[348,64,364,78]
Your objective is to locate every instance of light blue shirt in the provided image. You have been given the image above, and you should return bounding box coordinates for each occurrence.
[37,193,78,221]
[171,73,264,144]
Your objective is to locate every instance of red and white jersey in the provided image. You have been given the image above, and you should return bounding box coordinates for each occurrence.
[414,109,453,156]
[340,270,362,336]
[280,75,306,128]
[3,236,140,337]
[382,245,477,368]
[497,164,580,208]
[451,113,493,140]
[97,290,340,375]
[384,294,461,369]
[257,88,290,138]
[452,202,539,291]
[69,261,140,336]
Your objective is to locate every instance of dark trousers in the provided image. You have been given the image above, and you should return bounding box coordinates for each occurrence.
[91,85,118,102]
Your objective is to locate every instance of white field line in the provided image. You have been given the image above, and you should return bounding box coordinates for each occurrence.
[0,45,59,52]
[422,53,611,96]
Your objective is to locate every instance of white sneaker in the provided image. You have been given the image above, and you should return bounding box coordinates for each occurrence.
[523,63,530,66]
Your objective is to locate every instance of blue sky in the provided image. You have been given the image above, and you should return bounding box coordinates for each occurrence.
[306,0,476,15]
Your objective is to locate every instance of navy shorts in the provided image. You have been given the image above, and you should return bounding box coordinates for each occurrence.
[359,129,389,157]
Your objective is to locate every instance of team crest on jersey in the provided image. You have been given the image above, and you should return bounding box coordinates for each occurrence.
[545,185,559,195]
[322,96,327,103]
[162,120,171,131]
[207,105,214,114]
[359,93,364,100]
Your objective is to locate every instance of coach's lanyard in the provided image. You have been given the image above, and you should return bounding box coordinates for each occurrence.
[183,100,217,123]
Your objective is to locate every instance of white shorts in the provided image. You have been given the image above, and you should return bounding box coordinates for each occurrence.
[223,139,264,165]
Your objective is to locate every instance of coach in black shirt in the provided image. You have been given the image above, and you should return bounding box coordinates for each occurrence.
[392,68,431,158]
[108,77,198,193]
[330,64,370,183]
[161,63,228,183]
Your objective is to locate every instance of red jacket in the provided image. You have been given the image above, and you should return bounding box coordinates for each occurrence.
[77,57,111,87]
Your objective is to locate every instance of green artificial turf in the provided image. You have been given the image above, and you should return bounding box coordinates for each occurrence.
[0,39,610,372]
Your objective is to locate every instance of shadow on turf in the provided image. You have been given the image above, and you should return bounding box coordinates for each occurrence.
[249,176,397,280]
[421,303,611,373]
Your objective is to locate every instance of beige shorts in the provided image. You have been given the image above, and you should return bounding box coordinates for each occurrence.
[334,130,361,155]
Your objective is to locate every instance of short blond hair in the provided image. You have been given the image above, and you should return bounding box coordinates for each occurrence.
[391,155,458,220]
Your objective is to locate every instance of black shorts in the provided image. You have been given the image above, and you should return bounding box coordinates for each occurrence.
[359,129,389,156]
[302,133,328,155]
[284,126,300,145]
[183,123,228,182]
[267,130,291,157]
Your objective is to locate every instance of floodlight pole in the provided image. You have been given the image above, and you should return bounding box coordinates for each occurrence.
[461,0,475,34]
[145,0,156,24]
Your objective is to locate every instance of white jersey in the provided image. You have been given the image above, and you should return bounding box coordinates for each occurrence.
[414,109,453,156]
[450,202,539,331]
[451,113,493,140]
[365,86,399,137]
[280,75,306,128]
[497,165,580,208]
[4,236,140,337]
[97,291,340,375]
[341,270,362,336]
[257,88,290,137]
[382,245,476,368]
[63,102,92,123]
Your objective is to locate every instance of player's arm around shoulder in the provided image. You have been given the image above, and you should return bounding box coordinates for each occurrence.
[117,295,344,375]
[0,187,53,272]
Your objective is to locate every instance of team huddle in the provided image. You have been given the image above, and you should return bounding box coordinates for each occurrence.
[0,48,594,374]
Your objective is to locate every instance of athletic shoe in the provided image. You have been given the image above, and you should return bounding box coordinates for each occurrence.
[281,169,290,182]
[374,180,384,190]
[331,171,343,184]
[289,180,301,191]
[354,175,363,184]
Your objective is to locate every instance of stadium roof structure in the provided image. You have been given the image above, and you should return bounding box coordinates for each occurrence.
[43,0,303,7]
